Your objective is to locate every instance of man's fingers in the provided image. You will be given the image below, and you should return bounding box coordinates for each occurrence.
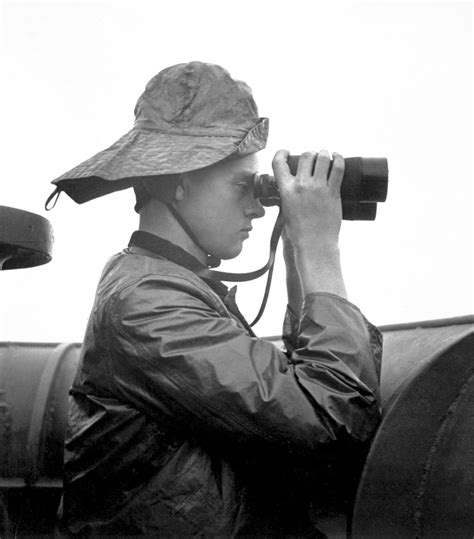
[272,149,291,185]
[296,151,317,182]
[272,149,344,196]
[313,150,331,185]
[328,152,344,195]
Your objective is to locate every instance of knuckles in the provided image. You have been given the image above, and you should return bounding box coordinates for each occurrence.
[273,150,345,181]
[300,151,317,161]
[272,150,289,171]
[316,150,330,162]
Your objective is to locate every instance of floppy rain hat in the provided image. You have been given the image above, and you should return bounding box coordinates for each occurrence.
[46,61,269,207]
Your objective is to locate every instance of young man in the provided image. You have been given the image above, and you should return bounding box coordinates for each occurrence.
[51,62,382,536]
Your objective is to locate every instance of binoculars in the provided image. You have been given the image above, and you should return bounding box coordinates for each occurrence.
[254,155,389,220]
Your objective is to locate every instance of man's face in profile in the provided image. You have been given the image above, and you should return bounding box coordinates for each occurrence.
[176,154,265,260]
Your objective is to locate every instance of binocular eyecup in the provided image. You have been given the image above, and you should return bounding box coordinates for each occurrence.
[254,155,389,220]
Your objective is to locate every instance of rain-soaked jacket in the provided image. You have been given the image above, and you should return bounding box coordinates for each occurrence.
[60,232,382,536]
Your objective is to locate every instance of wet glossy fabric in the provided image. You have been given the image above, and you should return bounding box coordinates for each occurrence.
[50,62,269,205]
[61,247,382,536]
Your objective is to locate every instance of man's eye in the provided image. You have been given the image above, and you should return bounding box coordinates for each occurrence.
[237,182,252,193]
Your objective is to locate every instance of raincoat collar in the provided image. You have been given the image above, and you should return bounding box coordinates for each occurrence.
[129,230,207,273]
[128,230,255,336]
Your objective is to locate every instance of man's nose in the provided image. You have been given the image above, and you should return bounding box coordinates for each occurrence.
[245,196,265,219]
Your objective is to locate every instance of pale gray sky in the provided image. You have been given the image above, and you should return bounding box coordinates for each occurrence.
[1,0,472,342]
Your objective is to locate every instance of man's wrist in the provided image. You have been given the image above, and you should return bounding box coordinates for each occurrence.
[294,247,347,299]
[293,242,341,261]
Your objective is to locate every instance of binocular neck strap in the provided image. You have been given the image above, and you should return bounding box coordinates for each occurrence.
[199,209,284,327]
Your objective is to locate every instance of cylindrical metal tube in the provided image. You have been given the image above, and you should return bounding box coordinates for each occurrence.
[0,342,80,534]
[351,316,474,538]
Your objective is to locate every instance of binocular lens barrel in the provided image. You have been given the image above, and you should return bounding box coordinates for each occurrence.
[254,155,389,221]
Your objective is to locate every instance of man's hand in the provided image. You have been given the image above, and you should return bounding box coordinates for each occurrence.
[273,149,348,301]
[273,149,344,250]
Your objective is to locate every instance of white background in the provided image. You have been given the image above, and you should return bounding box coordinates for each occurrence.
[0,0,472,342]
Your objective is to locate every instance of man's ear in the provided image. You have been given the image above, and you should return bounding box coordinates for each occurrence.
[175,183,185,201]
[174,173,192,201]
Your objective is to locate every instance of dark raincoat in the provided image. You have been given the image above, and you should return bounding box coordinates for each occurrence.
[60,232,382,536]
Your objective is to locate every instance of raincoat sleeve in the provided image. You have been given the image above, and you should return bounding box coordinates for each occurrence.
[108,273,382,454]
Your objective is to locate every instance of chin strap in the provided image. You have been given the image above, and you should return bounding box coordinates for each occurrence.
[199,209,284,327]
[166,202,284,327]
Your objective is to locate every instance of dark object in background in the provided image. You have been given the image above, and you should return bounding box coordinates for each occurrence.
[0,343,80,536]
[350,315,474,538]
[0,206,53,270]
[254,155,388,220]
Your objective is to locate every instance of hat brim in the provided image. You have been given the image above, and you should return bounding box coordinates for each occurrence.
[51,118,268,204]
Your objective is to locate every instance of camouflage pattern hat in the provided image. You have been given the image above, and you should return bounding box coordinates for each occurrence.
[47,61,269,206]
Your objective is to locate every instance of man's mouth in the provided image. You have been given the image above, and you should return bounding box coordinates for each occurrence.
[240,227,252,239]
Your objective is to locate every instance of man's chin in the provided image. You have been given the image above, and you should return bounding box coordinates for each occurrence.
[216,243,243,261]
